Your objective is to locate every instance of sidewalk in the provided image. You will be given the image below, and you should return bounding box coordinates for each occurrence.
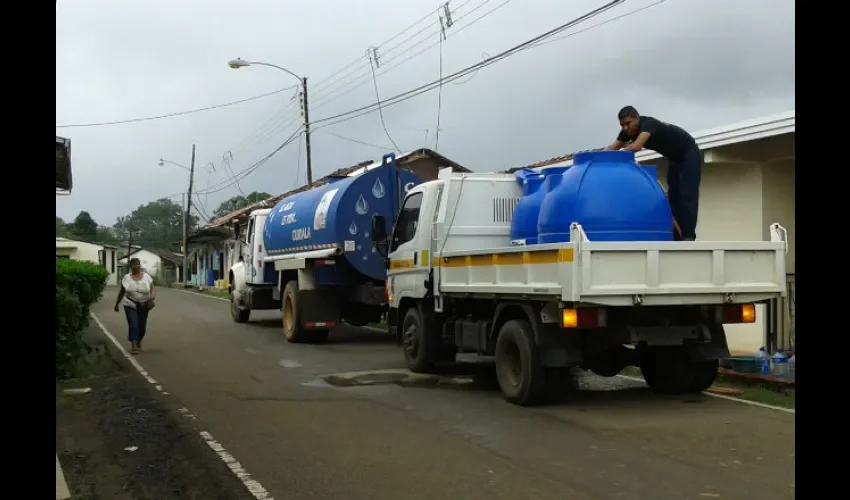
[56,454,70,500]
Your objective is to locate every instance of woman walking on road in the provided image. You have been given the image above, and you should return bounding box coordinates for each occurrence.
[114,257,156,355]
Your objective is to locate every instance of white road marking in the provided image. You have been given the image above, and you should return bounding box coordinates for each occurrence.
[90,312,275,500]
[616,374,795,414]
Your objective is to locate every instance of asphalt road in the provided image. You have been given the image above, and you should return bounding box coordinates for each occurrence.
[91,286,795,500]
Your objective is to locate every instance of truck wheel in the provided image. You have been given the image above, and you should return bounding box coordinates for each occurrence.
[282,281,311,343]
[230,293,250,323]
[688,360,719,393]
[494,319,546,406]
[639,347,694,395]
[402,306,440,373]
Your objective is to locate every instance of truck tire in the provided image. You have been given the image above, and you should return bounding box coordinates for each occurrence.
[230,293,250,323]
[688,360,719,393]
[402,306,440,373]
[639,347,698,395]
[494,319,546,406]
[281,281,328,343]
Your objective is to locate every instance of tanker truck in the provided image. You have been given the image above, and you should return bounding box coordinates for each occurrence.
[228,153,425,343]
[373,151,788,406]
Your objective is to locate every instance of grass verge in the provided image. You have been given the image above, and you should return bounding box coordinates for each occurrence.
[620,366,795,410]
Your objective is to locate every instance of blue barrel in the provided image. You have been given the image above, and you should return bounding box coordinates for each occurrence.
[263,160,422,281]
[537,151,673,243]
[510,166,570,245]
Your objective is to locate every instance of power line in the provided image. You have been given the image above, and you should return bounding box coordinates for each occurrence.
[312,0,650,131]
[366,47,402,153]
[194,126,304,195]
[309,0,512,112]
[55,85,299,129]
[321,131,394,151]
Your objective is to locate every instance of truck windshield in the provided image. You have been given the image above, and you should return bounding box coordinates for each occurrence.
[391,193,423,252]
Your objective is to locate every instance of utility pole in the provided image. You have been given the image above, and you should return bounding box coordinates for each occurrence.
[181,192,187,283]
[183,144,196,287]
[301,77,313,184]
[126,226,133,272]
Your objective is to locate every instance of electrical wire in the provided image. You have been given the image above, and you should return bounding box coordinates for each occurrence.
[312,0,647,131]
[321,131,394,151]
[435,14,445,151]
[310,0,477,98]
[367,48,402,153]
[55,85,298,129]
[309,0,512,112]
[193,126,304,195]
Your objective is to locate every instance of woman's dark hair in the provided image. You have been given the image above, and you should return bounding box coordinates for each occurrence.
[129,257,141,266]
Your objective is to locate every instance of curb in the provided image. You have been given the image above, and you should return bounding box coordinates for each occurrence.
[56,454,71,500]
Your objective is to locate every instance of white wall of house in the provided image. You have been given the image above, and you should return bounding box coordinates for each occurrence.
[56,237,119,284]
[118,249,164,278]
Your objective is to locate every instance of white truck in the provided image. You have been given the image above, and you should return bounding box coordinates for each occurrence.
[370,168,788,406]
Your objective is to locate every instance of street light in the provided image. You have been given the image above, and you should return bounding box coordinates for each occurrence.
[158,146,197,287]
[228,57,313,184]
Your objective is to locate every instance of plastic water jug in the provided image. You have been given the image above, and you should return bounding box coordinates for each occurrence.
[755,347,770,375]
[772,349,788,378]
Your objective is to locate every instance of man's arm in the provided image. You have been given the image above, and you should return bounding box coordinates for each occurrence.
[623,132,650,152]
[605,139,625,151]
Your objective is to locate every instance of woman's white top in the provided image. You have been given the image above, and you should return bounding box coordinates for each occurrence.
[122,272,153,308]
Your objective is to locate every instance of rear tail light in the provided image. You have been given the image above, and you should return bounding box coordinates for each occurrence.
[258,244,263,253]
[723,303,756,324]
[561,308,600,328]
[257,260,263,270]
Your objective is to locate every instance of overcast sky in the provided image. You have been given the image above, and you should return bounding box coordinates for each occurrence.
[56,0,795,226]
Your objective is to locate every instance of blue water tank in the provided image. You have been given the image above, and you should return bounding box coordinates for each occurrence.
[263,162,422,281]
[537,150,673,243]
[510,166,570,245]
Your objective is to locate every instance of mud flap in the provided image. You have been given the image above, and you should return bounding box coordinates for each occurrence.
[298,290,341,329]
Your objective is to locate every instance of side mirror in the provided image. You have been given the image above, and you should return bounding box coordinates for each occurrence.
[370,215,387,242]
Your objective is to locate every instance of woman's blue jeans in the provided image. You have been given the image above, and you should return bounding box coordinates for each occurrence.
[123,305,149,343]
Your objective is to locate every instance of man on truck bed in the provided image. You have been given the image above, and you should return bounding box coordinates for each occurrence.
[605,106,702,241]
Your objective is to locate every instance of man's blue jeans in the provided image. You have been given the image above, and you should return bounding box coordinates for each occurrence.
[123,305,149,343]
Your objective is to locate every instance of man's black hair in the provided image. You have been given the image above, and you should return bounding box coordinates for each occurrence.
[129,257,141,266]
[618,106,639,120]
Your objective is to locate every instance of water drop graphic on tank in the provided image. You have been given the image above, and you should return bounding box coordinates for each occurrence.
[355,194,369,215]
[349,221,358,235]
[372,178,385,199]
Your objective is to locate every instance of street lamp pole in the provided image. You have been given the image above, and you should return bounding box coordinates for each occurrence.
[159,145,196,287]
[228,58,313,184]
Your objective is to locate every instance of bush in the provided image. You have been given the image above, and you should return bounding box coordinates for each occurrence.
[56,259,109,379]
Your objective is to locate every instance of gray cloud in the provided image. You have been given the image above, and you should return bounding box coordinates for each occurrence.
[56,0,794,225]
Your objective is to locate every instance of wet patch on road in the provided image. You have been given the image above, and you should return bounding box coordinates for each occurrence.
[321,366,500,391]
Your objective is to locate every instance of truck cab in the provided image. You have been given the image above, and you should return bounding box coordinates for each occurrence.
[229,208,279,323]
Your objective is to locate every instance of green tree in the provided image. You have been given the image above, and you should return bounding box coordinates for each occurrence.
[113,198,198,251]
[67,211,99,241]
[56,216,69,237]
[213,191,272,219]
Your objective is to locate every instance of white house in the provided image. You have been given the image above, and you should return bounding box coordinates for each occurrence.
[524,110,795,355]
[117,248,184,284]
[56,237,120,285]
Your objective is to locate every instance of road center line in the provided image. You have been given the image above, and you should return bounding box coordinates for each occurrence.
[90,312,276,500]
[163,290,793,414]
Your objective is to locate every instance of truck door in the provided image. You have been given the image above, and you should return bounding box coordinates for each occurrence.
[387,187,434,305]
[244,217,256,283]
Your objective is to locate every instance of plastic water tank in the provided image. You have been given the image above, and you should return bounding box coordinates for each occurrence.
[537,150,673,243]
[510,166,570,245]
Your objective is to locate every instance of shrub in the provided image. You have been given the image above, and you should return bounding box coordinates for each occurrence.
[56,259,109,379]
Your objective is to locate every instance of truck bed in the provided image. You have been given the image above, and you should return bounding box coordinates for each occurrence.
[436,223,788,307]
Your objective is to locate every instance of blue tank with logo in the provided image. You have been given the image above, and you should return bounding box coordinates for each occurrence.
[263,157,422,281]
[537,150,673,243]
